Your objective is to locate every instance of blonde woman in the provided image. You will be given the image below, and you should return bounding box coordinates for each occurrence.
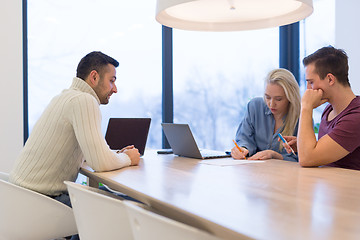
[231,68,301,161]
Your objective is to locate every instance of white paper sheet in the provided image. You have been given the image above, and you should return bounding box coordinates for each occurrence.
[200,159,266,166]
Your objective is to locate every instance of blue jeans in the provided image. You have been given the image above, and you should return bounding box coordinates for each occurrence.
[51,193,79,240]
[53,193,73,208]
[98,185,142,203]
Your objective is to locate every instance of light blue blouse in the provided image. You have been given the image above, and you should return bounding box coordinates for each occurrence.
[235,97,298,162]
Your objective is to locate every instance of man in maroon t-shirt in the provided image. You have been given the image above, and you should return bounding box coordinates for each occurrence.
[284,46,360,170]
[317,96,360,170]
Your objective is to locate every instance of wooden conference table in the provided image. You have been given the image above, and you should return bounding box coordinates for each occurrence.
[80,150,360,240]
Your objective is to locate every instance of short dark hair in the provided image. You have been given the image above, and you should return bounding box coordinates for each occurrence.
[303,46,350,86]
[76,51,119,80]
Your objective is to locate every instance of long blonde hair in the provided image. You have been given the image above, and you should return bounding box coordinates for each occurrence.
[264,68,301,140]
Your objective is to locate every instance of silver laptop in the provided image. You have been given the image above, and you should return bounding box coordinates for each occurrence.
[161,123,231,159]
[105,118,151,156]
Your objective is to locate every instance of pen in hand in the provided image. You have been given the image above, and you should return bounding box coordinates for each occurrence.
[277,133,297,156]
[232,140,247,159]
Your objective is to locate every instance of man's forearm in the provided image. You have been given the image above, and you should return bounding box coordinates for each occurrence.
[298,107,318,166]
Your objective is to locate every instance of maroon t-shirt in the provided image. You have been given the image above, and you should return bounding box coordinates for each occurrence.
[318,96,360,170]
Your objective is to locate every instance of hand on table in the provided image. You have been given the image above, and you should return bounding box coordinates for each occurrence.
[247,150,282,160]
[119,145,140,166]
[231,146,249,159]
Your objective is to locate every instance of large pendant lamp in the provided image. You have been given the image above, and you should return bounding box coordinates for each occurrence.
[156,0,313,31]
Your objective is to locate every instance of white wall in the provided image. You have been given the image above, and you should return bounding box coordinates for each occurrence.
[0,0,24,173]
[336,0,360,95]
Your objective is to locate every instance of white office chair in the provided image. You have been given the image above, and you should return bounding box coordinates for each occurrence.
[123,201,221,240]
[0,172,77,240]
[0,171,9,181]
[65,181,134,240]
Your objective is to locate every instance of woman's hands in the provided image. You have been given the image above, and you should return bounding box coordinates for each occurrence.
[231,146,249,159]
[231,147,283,160]
[247,150,283,160]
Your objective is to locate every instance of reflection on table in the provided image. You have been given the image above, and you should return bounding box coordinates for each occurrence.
[80,150,360,240]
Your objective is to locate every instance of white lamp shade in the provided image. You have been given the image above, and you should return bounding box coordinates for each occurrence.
[156,0,313,31]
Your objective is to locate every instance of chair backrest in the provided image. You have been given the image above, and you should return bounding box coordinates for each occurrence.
[0,173,77,240]
[123,201,221,240]
[65,181,134,240]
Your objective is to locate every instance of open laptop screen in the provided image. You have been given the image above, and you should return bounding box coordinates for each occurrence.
[161,123,230,159]
[105,118,151,156]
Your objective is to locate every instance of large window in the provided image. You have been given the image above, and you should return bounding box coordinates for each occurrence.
[28,0,162,148]
[28,0,335,150]
[173,29,279,151]
[300,0,335,128]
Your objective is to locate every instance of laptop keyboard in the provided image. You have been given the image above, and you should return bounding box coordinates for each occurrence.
[200,149,230,159]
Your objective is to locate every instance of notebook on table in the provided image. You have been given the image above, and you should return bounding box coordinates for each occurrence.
[105,118,151,156]
[161,123,231,159]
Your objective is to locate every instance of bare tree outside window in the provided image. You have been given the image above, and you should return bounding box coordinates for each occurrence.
[28,0,335,151]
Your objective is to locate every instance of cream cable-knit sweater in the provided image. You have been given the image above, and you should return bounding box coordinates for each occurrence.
[9,77,131,196]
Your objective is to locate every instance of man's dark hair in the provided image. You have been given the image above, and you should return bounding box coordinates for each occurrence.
[303,46,350,87]
[76,51,119,80]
